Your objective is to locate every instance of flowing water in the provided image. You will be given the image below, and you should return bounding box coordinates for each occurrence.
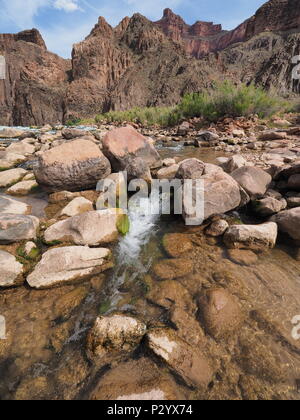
[1,133,300,399]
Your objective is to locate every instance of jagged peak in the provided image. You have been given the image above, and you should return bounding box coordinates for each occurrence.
[15,29,47,49]
[87,16,113,39]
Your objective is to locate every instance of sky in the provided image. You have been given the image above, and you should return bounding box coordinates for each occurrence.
[0,0,267,58]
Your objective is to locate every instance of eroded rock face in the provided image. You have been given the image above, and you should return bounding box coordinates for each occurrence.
[86,313,146,365]
[0,250,24,287]
[27,246,112,289]
[147,328,213,388]
[34,140,111,192]
[198,288,245,339]
[224,222,278,251]
[0,214,39,244]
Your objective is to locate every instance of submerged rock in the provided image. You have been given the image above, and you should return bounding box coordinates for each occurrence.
[224,222,278,251]
[162,233,193,257]
[153,258,194,280]
[0,214,39,244]
[27,246,112,289]
[89,357,184,400]
[198,288,245,339]
[34,139,111,192]
[44,209,123,246]
[227,249,258,266]
[86,313,146,365]
[147,328,213,388]
[0,250,24,287]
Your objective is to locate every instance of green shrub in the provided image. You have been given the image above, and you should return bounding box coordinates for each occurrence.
[178,81,288,122]
[94,81,289,127]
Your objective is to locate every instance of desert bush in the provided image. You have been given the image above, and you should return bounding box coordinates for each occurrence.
[95,82,289,126]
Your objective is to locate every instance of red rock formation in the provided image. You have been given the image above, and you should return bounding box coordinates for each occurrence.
[0,29,70,126]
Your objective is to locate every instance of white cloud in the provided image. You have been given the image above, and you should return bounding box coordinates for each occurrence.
[54,0,81,12]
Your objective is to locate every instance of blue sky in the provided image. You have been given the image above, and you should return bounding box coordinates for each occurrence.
[0,0,267,58]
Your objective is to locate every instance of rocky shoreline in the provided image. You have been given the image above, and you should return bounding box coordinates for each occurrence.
[1,116,300,400]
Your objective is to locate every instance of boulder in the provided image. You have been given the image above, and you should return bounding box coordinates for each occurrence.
[223,222,278,251]
[198,288,244,338]
[162,158,176,167]
[288,174,300,191]
[0,168,27,188]
[231,166,272,199]
[61,128,85,140]
[60,197,94,217]
[206,219,229,237]
[124,157,152,183]
[6,180,38,196]
[147,329,213,388]
[0,250,24,287]
[181,162,242,224]
[34,139,111,192]
[258,131,287,141]
[0,128,24,138]
[197,131,220,143]
[223,155,247,173]
[0,214,39,244]
[86,313,146,365]
[27,246,112,289]
[102,126,161,171]
[253,197,287,217]
[176,158,205,180]
[44,209,122,246]
[0,196,31,215]
[6,141,35,156]
[271,207,300,241]
[157,164,179,180]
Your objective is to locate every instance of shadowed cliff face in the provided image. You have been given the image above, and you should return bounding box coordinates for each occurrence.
[0,29,70,126]
[0,0,300,126]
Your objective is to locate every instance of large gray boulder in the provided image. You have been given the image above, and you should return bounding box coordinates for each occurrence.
[0,214,39,244]
[231,166,272,199]
[34,139,111,192]
[27,246,112,289]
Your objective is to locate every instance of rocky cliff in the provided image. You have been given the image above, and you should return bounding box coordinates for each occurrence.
[0,0,299,126]
[0,29,70,126]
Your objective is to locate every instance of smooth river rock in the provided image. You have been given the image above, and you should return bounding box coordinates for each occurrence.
[231,166,272,199]
[0,196,31,215]
[27,246,112,289]
[44,209,122,246]
[0,168,27,188]
[0,250,24,287]
[271,207,300,241]
[0,214,39,244]
[224,222,278,251]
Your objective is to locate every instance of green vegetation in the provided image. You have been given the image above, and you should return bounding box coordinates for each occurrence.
[91,81,289,127]
[117,214,130,236]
